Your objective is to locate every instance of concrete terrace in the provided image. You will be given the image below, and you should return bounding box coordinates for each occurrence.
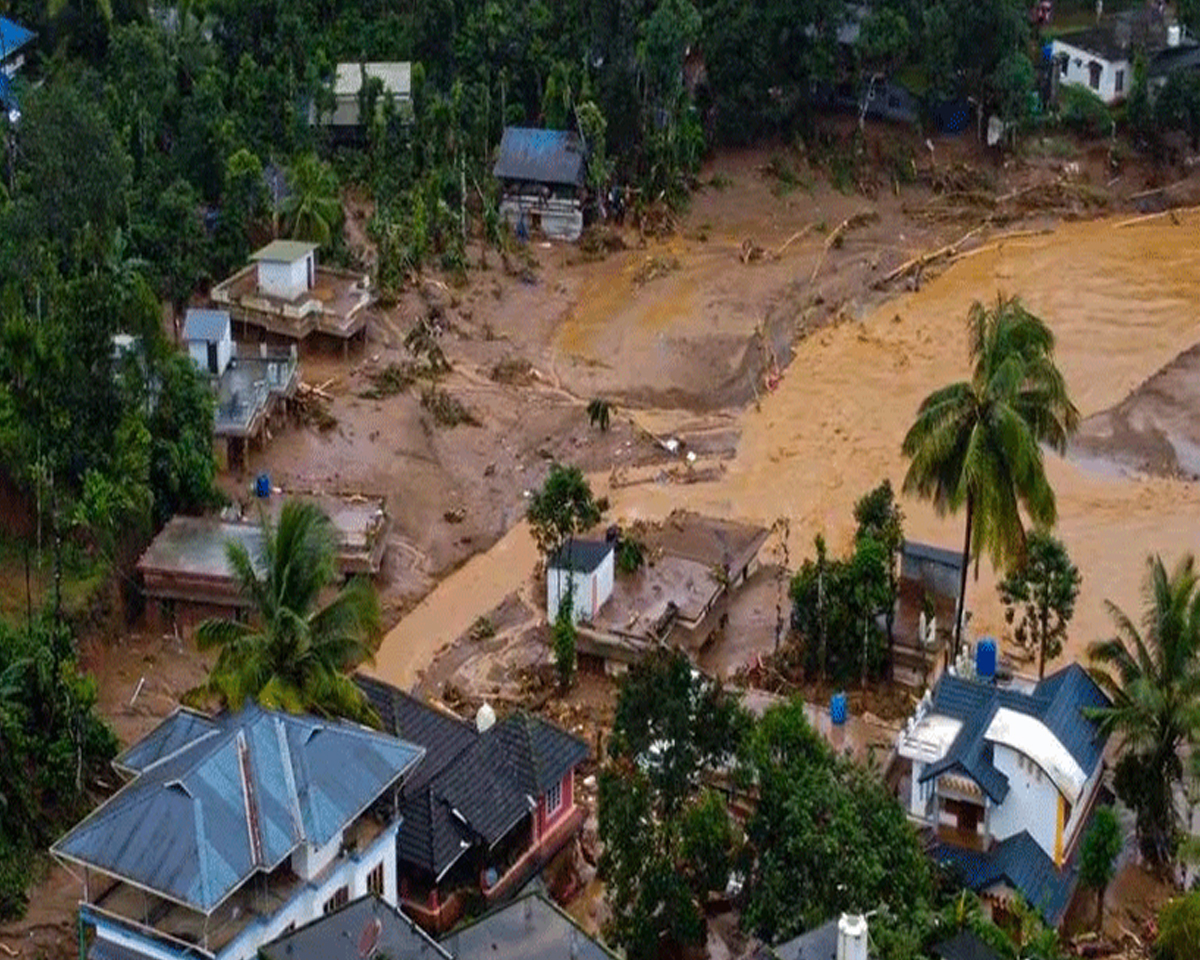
[212,264,373,341]
[213,343,299,438]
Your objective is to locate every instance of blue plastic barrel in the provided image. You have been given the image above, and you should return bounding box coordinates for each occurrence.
[976,638,997,680]
[255,473,271,498]
[830,692,848,726]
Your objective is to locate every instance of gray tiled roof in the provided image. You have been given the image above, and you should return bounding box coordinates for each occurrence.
[439,891,616,960]
[356,678,589,879]
[182,309,230,343]
[52,704,424,913]
[259,895,449,960]
[919,664,1110,803]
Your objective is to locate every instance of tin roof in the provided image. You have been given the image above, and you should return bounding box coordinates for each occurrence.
[52,704,424,914]
[251,239,319,263]
[260,895,449,960]
[182,308,230,343]
[493,127,586,186]
[0,18,34,59]
[439,891,616,960]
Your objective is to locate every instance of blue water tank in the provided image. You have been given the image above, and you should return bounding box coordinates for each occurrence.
[255,473,271,498]
[830,692,848,726]
[976,638,997,681]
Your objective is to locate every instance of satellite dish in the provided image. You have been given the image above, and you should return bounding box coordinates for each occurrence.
[7,108,19,125]
[357,917,382,959]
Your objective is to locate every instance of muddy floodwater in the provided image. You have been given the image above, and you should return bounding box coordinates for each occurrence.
[371,211,1200,689]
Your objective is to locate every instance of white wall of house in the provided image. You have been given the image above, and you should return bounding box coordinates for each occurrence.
[909,762,937,820]
[988,743,1061,860]
[547,548,614,623]
[257,254,313,301]
[186,332,233,377]
[1051,39,1130,105]
[89,820,400,960]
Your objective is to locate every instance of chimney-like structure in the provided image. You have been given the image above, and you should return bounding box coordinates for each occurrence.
[836,914,869,960]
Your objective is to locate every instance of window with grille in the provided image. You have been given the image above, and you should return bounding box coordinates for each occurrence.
[545,780,563,816]
[323,886,350,915]
[367,861,385,898]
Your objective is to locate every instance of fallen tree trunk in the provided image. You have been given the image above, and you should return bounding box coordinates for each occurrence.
[875,225,985,288]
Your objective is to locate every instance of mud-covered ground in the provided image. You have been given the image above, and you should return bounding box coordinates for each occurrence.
[8,124,1200,958]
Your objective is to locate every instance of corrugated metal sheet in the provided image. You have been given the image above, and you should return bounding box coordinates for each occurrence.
[261,894,450,960]
[182,309,230,343]
[0,18,34,58]
[439,892,616,960]
[114,709,220,775]
[493,127,585,187]
[52,704,424,914]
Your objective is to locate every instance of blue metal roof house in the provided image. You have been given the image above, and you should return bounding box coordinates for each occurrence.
[0,17,34,69]
[895,662,1112,926]
[51,704,424,960]
[493,127,587,242]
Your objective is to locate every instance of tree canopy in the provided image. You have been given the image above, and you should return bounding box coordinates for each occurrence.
[526,463,602,558]
[997,531,1080,679]
[194,500,382,724]
[902,295,1078,652]
[1087,554,1200,869]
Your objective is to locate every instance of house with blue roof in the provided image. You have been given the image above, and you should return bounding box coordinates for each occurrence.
[51,704,424,960]
[493,127,587,241]
[895,662,1112,926]
[0,17,34,75]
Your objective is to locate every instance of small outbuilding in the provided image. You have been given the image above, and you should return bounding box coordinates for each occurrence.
[318,62,413,130]
[493,127,587,242]
[183,308,233,376]
[547,539,614,623]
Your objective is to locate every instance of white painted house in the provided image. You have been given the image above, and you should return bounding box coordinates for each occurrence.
[547,539,614,623]
[1051,33,1130,105]
[321,63,412,128]
[252,239,319,301]
[182,309,233,377]
[52,705,423,960]
[896,662,1111,926]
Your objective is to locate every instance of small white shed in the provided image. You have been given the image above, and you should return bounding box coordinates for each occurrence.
[547,540,614,624]
[182,309,233,377]
[251,240,319,302]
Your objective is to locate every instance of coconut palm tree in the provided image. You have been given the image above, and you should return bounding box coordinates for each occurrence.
[901,294,1078,654]
[194,500,381,724]
[280,154,342,248]
[1088,554,1200,868]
